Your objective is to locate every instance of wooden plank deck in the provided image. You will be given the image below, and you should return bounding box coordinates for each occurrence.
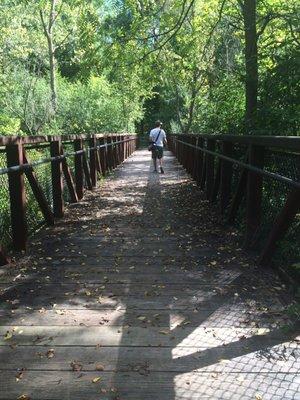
[0,149,299,400]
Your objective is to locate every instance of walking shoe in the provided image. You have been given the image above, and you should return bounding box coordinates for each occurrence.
[153,169,158,173]
[160,167,164,174]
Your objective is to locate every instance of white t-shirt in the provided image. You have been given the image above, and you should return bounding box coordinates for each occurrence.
[149,128,166,147]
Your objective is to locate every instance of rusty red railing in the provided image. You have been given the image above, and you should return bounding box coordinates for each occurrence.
[168,134,300,272]
[0,134,137,264]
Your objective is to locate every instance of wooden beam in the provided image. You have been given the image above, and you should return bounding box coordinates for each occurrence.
[23,150,54,225]
[6,143,28,250]
[83,152,93,190]
[50,139,64,218]
[206,139,215,201]
[99,137,107,175]
[61,150,78,204]
[220,141,233,214]
[200,153,206,190]
[74,139,84,200]
[211,159,221,203]
[244,144,265,248]
[227,167,248,224]
[259,188,300,266]
[106,137,113,171]
[96,146,102,176]
[89,136,97,187]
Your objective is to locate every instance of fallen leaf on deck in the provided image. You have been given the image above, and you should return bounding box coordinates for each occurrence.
[92,376,101,383]
[95,364,104,371]
[70,361,83,371]
[46,349,55,359]
[4,331,13,340]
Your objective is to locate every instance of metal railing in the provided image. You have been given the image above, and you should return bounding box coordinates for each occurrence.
[168,134,300,279]
[0,133,137,264]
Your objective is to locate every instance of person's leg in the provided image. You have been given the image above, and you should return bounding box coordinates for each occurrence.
[153,158,157,171]
[152,150,158,172]
[158,148,164,173]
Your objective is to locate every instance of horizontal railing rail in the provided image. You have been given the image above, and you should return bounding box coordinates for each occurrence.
[168,134,300,275]
[175,138,300,190]
[0,133,138,264]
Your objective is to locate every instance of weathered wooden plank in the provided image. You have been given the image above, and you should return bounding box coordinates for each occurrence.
[0,370,299,400]
[0,326,294,347]
[0,303,289,328]
[0,341,298,372]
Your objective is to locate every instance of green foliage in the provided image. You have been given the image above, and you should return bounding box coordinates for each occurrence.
[0,0,298,135]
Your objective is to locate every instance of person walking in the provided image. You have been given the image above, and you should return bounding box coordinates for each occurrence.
[149,120,167,173]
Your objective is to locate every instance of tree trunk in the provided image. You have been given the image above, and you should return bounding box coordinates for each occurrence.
[48,0,57,114]
[40,0,58,115]
[242,0,258,133]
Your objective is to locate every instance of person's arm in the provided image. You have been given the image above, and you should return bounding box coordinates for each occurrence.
[163,130,167,146]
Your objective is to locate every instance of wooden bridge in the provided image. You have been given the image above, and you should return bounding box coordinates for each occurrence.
[0,134,299,399]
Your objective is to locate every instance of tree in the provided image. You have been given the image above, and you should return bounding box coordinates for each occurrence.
[40,0,58,114]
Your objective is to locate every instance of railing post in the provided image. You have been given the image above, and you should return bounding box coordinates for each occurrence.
[206,138,215,200]
[50,138,64,218]
[121,136,125,162]
[220,141,233,214]
[191,137,198,180]
[106,136,113,171]
[124,136,127,159]
[89,135,97,187]
[183,135,188,170]
[98,137,106,175]
[196,138,204,186]
[259,188,300,265]
[244,144,265,248]
[111,135,115,168]
[6,142,28,250]
[187,136,193,174]
[74,139,84,199]
[116,135,121,165]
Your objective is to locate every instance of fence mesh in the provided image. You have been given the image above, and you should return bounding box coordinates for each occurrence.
[0,150,12,246]
[175,137,300,279]
[0,140,90,251]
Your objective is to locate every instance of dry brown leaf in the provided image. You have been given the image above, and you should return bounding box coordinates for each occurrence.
[46,349,55,359]
[70,361,83,371]
[4,331,13,340]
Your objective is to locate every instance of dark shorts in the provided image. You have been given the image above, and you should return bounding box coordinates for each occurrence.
[152,146,164,159]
